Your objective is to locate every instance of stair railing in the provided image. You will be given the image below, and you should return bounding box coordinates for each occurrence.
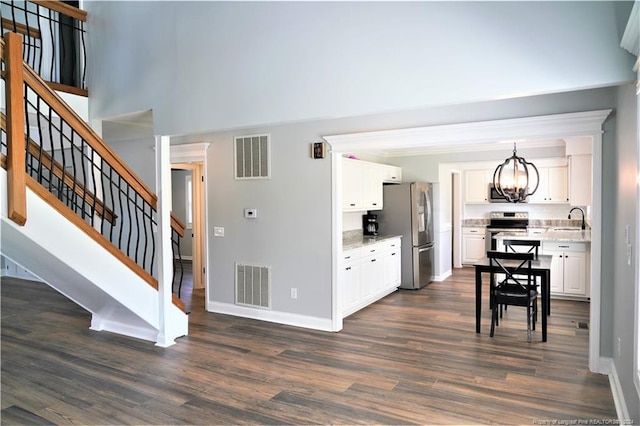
[1,33,186,310]
[1,0,87,95]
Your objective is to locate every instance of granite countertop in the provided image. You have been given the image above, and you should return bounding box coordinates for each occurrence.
[343,234,403,251]
[494,229,591,243]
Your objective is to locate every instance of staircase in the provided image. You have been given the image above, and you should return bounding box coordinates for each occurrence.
[0,4,189,346]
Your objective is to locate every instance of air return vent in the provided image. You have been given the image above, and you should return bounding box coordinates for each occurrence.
[235,263,271,309]
[234,134,270,179]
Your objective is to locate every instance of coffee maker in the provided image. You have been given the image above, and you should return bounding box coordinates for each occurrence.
[362,213,379,236]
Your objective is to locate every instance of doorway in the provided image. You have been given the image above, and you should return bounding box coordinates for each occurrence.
[171,163,205,291]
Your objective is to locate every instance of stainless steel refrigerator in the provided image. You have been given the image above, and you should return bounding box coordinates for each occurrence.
[377,182,434,289]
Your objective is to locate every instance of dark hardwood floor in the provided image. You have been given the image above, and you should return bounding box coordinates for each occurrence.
[1,267,617,425]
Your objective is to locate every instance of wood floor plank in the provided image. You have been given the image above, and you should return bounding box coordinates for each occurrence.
[1,268,617,424]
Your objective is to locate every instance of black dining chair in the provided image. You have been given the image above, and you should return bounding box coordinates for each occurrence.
[487,250,538,342]
[501,239,542,314]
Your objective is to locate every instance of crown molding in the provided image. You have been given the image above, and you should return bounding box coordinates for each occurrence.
[170,142,210,163]
[323,110,612,154]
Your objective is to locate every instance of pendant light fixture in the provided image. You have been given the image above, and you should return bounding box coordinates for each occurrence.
[492,143,539,203]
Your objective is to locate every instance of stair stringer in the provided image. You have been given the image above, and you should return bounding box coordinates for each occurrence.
[0,168,188,344]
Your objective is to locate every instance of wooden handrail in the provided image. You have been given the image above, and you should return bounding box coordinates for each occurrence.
[0,18,42,39]
[171,215,186,238]
[26,176,185,312]
[21,65,159,210]
[18,67,186,235]
[30,0,88,22]
[0,112,117,225]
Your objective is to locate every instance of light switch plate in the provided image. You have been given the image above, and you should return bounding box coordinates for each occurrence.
[213,226,224,237]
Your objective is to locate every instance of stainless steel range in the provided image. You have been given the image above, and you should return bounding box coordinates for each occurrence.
[486,211,529,251]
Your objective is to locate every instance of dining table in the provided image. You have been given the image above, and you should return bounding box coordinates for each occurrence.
[474,254,553,342]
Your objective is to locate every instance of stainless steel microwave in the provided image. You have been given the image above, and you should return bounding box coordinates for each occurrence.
[489,184,528,203]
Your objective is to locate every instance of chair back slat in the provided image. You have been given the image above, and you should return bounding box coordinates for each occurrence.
[487,250,534,290]
[503,239,540,258]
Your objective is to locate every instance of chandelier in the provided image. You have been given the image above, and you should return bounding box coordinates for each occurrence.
[492,143,539,203]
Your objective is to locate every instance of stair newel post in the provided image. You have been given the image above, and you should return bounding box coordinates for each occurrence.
[4,32,27,226]
[155,135,177,347]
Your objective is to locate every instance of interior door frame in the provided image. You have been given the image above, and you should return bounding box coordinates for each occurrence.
[172,162,204,290]
[170,143,210,300]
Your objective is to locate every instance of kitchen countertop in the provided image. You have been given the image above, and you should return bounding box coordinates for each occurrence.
[343,234,403,251]
[494,229,591,243]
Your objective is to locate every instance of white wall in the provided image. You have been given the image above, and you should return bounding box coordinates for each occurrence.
[611,82,639,420]
[85,2,635,136]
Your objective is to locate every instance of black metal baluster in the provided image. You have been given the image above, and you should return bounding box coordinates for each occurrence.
[108,165,116,241]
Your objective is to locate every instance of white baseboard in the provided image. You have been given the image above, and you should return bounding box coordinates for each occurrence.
[599,357,631,422]
[174,255,193,261]
[207,301,333,332]
[434,270,452,282]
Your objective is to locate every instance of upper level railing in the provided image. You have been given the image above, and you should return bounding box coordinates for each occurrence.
[1,33,186,309]
[1,0,87,96]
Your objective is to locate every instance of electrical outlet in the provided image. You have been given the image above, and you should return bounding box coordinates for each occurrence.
[213,227,225,237]
[291,288,297,299]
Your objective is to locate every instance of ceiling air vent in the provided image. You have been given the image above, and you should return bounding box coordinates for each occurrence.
[235,263,271,309]
[234,134,270,179]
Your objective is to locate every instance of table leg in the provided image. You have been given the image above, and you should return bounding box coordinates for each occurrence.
[542,270,549,342]
[475,267,481,334]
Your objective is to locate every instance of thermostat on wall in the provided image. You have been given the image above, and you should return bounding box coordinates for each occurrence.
[244,208,258,219]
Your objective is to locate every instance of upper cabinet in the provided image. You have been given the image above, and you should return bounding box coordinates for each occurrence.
[463,162,571,205]
[528,166,568,204]
[342,158,402,212]
[464,169,493,203]
[380,165,402,183]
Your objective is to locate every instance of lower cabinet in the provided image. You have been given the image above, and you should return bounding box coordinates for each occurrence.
[542,242,589,298]
[462,227,486,265]
[341,238,401,318]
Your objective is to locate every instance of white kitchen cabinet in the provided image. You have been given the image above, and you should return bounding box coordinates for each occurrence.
[462,227,486,264]
[528,166,569,204]
[341,237,402,318]
[383,243,401,288]
[464,170,492,203]
[569,155,592,206]
[363,163,383,210]
[340,248,362,315]
[342,159,396,212]
[542,242,588,298]
[380,164,402,183]
[342,159,365,211]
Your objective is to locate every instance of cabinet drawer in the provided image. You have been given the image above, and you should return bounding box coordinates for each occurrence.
[383,238,402,252]
[462,227,485,235]
[543,242,586,252]
[342,248,361,262]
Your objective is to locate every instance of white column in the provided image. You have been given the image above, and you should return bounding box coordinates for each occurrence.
[155,135,175,347]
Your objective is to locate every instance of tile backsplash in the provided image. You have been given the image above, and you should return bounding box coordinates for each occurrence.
[343,211,365,232]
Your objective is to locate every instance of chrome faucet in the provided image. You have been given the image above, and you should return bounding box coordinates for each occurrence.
[568,207,586,230]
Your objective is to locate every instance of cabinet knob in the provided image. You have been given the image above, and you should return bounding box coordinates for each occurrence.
[350,203,356,206]
[346,267,351,271]
[371,259,377,262]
